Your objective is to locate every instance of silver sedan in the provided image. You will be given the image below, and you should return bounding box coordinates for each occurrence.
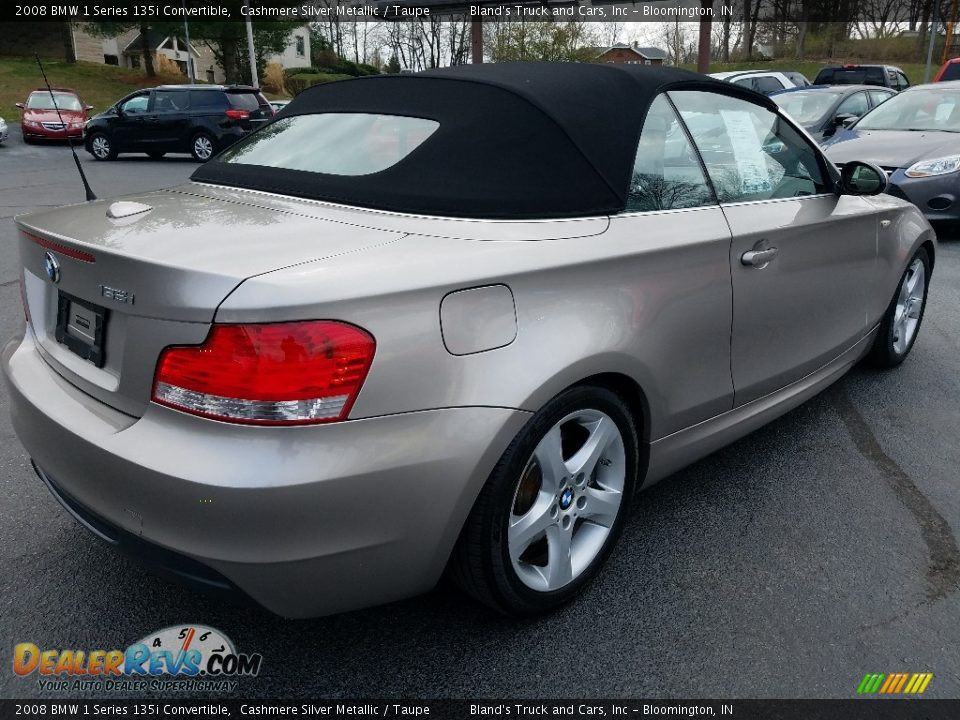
[3,63,935,618]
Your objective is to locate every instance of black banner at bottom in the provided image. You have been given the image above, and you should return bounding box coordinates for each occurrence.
[2,700,959,720]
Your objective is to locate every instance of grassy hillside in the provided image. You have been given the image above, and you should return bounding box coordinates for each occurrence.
[0,55,186,117]
[686,60,930,85]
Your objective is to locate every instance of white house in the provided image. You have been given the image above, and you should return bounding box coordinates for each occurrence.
[70,24,311,84]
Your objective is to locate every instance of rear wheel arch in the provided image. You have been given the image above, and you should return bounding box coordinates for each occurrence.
[518,360,654,448]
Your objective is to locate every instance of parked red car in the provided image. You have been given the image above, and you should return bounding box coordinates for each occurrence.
[935,58,960,81]
[16,88,92,142]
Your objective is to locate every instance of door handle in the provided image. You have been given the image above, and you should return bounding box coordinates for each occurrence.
[741,247,779,267]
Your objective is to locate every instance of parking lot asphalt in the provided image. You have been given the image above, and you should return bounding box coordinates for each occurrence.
[0,123,958,700]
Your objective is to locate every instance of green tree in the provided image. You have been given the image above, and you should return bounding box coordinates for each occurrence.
[385,53,402,74]
[489,21,598,63]
[190,19,301,84]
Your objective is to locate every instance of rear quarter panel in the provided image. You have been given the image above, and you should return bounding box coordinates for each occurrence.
[216,206,735,442]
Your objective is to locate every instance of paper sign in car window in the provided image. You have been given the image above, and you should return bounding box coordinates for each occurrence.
[934,101,955,123]
[719,110,772,195]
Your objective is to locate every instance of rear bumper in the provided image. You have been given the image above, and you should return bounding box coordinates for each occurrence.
[3,329,529,617]
[32,461,251,601]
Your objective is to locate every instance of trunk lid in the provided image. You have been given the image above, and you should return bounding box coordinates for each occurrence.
[17,190,403,416]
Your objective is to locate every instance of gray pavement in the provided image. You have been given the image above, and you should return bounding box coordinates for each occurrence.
[0,123,958,699]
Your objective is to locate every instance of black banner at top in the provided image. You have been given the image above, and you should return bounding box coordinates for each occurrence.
[0,0,919,23]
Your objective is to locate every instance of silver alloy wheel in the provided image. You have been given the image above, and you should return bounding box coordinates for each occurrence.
[508,409,626,592]
[91,135,110,159]
[194,135,213,160]
[892,258,925,355]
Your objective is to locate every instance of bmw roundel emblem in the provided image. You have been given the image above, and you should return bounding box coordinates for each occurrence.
[43,252,60,284]
[559,487,574,511]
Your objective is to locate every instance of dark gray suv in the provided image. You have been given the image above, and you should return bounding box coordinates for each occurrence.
[84,85,274,162]
[814,65,910,91]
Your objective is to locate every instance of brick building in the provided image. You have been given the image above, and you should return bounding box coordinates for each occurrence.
[594,44,667,66]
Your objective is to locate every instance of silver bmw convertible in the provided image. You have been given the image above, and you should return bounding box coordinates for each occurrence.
[3,63,935,618]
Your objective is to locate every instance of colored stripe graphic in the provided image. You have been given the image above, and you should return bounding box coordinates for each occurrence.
[857,673,932,694]
[857,674,885,694]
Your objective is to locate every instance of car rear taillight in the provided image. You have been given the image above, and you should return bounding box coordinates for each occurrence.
[225,109,250,120]
[152,321,376,425]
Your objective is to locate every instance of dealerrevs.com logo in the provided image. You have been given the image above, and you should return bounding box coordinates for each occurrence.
[13,625,262,693]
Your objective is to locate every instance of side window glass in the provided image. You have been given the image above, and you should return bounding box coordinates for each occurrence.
[153,90,190,112]
[189,91,228,110]
[669,90,829,203]
[120,94,148,114]
[625,94,715,213]
[754,76,785,95]
[896,72,909,91]
[837,92,869,117]
[868,90,893,107]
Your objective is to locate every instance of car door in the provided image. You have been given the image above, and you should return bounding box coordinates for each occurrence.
[111,92,150,150]
[144,89,192,151]
[613,93,735,434]
[670,89,878,406]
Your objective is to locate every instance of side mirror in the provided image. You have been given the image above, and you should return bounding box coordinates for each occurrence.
[839,114,858,128]
[84,104,94,112]
[840,161,888,196]
[15,102,25,109]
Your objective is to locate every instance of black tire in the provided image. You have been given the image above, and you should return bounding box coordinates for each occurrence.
[22,136,34,144]
[449,385,640,616]
[866,245,931,369]
[190,132,216,162]
[87,132,116,161]
[147,151,165,160]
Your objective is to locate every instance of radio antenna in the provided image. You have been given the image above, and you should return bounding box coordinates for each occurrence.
[35,53,97,202]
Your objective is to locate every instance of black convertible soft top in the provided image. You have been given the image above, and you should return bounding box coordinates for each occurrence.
[192,62,773,219]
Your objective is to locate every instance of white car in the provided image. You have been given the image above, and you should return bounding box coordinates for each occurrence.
[709,70,810,96]
[0,116,8,144]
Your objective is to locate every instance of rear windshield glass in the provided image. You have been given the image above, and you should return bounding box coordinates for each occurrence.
[227,92,265,110]
[219,113,439,176]
[817,68,885,85]
[942,63,960,81]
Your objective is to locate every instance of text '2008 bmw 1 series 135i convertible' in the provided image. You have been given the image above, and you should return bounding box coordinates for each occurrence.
[3,63,936,618]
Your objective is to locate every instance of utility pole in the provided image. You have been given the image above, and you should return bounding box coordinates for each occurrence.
[942,0,959,64]
[471,18,483,63]
[182,0,194,83]
[924,1,939,84]
[244,0,259,87]
[697,0,713,73]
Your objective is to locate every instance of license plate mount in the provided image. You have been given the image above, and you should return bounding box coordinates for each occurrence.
[55,291,107,368]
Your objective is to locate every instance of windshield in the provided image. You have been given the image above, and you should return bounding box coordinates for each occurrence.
[857,88,960,131]
[773,92,837,125]
[220,113,439,176]
[27,92,82,111]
